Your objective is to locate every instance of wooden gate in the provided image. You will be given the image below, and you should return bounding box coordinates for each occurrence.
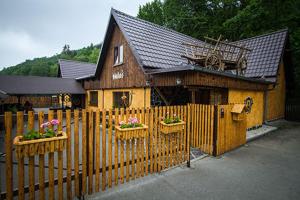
[1,106,190,200]
[189,104,247,156]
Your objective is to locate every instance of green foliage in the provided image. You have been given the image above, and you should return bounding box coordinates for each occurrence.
[23,128,58,141]
[0,43,101,77]
[163,115,181,124]
[23,130,41,140]
[43,128,56,138]
[137,0,165,26]
[138,0,300,95]
[120,123,143,129]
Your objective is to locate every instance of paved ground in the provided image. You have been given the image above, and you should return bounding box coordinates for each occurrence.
[88,120,300,200]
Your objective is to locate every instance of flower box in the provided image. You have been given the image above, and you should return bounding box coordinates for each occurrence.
[160,121,186,134]
[13,131,68,158]
[115,125,148,140]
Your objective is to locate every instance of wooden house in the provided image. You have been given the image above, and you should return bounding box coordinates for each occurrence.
[83,8,289,129]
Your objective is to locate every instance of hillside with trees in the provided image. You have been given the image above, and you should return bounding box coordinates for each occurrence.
[138,0,300,95]
[0,43,101,77]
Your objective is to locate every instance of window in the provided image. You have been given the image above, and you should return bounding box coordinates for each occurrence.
[89,91,98,106]
[113,45,124,65]
[113,91,129,108]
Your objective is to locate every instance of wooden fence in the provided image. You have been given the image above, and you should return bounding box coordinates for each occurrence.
[1,105,190,200]
[285,103,300,122]
[1,104,247,199]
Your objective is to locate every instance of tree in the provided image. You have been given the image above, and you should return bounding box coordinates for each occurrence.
[137,0,300,95]
[137,0,165,26]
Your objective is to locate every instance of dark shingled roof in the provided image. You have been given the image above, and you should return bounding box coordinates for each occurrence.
[95,9,287,83]
[0,75,85,95]
[0,90,9,99]
[234,29,288,79]
[58,59,97,79]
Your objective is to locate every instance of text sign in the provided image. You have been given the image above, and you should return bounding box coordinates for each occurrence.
[112,70,124,80]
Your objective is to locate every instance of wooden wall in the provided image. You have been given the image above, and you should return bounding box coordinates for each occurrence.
[84,25,147,90]
[1,96,52,107]
[86,88,151,110]
[152,71,269,91]
[228,89,264,128]
[266,62,286,121]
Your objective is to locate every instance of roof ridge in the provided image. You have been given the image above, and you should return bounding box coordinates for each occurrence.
[111,8,204,43]
[58,58,96,65]
[234,28,288,43]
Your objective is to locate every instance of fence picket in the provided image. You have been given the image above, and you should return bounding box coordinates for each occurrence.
[28,111,35,200]
[120,108,124,184]
[37,112,45,200]
[95,110,100,191]
[108,109,113,187]
[114,108,119,185]
[57,110,63,200]
[5,112,13,200]
[81,110,87,194]
[74,110,80,196]
[17,111,25,200]
[102,109,107,190]
[66,110,72,199]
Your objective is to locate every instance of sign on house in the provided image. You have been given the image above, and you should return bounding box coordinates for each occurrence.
[112,70,124,80]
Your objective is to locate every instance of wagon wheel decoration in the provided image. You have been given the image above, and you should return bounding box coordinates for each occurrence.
[237,56,247,75]
[205,53,223,71]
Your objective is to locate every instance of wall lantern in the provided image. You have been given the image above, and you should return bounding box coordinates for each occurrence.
[176,78,182,85]
[146,80,151,86]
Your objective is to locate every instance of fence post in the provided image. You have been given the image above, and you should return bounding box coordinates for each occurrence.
[212,105,218,157]
[5,112,13,200]
[187,104,191,168]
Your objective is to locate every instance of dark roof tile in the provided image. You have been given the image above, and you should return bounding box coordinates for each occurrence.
[0,75,85,95]
[58,59,96,79]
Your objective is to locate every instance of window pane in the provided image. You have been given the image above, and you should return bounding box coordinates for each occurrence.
[119,45,123,63]
[114,46,119,65]
[90,91,98,106]
[113,92,129,108]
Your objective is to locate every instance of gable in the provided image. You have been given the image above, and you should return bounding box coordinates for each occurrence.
[99,24,147,89]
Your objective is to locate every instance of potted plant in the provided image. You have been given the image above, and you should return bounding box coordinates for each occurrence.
[160,114,186,134]
[13,119,67,158]
[115,117,148,140]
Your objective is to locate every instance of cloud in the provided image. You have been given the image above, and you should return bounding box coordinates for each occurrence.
[0,0,151,69]
[0,30,55,68]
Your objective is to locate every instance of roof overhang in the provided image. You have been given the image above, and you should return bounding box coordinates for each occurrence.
[146,64,271,85]
[0,75,85,96]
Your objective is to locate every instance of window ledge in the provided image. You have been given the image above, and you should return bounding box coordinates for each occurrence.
[113,62,124,67]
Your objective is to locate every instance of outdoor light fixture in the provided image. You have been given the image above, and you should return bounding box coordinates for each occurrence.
[176,78,182,85]
[146,80,151,86]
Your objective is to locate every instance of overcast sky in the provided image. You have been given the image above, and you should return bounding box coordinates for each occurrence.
[0,0,150,69]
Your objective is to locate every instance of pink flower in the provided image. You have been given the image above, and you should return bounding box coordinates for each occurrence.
[50,119,59,125]
[119,121,125,125]
[128,117,138,124]
[40,122,50,128]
